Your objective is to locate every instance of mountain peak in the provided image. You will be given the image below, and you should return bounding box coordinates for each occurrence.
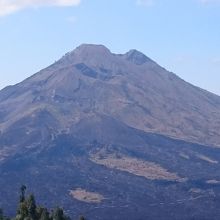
[125,49,153,65]
[59,44,113,67]
[73,44,111,56]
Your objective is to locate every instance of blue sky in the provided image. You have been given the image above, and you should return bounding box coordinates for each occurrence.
[0,0,220,95]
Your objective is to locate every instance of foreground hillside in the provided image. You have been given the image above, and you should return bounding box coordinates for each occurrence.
[0,44,220,220]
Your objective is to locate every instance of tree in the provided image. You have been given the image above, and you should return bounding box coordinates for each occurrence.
[0,209,4,220]
[16,185,28,220]
[27,194,37,220]
[3,186,85,220]
[16,202,28,220]
[51,207,70,220]
[79,216,85,220]
[19,185,27,203]
[39,208,50,220]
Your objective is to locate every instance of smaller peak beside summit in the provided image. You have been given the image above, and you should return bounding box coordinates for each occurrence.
[125,49,153,65]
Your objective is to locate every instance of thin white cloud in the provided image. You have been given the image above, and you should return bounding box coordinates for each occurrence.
[136,0,154,7]
[0,0,81,16]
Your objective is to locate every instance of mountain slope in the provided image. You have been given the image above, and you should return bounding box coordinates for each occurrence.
[0,44,220,220]
[0,44,220,151]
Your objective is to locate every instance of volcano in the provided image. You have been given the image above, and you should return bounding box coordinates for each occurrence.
[1,44,220,220]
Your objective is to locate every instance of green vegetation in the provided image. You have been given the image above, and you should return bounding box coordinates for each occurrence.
[0,186,85,220]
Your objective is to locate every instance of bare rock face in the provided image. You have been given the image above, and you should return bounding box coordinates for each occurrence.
[1,44,220,220]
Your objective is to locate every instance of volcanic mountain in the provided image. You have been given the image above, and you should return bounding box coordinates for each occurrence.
[1,44,220,220]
